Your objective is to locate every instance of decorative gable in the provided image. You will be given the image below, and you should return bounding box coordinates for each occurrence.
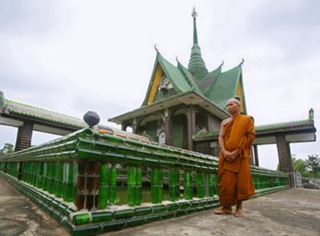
[142,52,192,106]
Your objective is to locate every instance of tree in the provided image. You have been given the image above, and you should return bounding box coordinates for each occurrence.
[293,158,307,175]
[0,143,14,156]
[305,154,320,177]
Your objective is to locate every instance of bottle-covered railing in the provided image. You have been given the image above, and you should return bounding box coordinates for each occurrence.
[0,128,290,235]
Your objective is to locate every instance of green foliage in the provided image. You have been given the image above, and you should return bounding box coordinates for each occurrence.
[0,143,14,156]
[291,154,320,178]
[305,154,320,177]
[292,157,307,174]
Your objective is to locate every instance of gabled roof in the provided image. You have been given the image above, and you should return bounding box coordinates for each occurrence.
[140,50,244,113]
[206,65,243,111]
[109,9,246,123]
[138,10,245,114]
[142,52,197,106]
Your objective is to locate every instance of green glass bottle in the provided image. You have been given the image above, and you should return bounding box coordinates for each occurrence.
[151,168,158,204]
[21,162,27,182]
[175,170,180,201]
[33,162,39,186]
[184,171,192,200]
[169,169,176,201]
[26,162,31,184]
[36,162,44,189]
[98,164,108,209]
[135,167,142,206]
[42,163,49,191]
[54,162,64,198]
[48,162,56,194]
[197,172,205,198]
[127,166,135,207]
[63,162,76,202]
[109,164,117,203]
[207,173,213,197]
[30,162,36,186]
[62,162,68,200]
[158,169,164,203]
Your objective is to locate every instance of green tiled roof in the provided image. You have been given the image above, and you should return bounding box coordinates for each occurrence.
[206,66,242,110]
[193,117,315,141]
[141,13,243,113]
[157,53,192,93]
[0,91,87,128]
[177,62,199,92]
[255,119,313,132]
[7,99,86,128]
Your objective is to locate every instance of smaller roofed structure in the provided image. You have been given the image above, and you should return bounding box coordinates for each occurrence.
[0,91,150,151]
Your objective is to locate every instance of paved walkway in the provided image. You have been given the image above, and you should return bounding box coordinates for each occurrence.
[107,187,320,236]
[1,175,319,236]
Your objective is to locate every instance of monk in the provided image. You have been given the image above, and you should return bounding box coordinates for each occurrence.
[214,98,256,217]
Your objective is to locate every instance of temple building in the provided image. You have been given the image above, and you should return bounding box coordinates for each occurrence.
[109,9,246,156]
[108,9,316,173]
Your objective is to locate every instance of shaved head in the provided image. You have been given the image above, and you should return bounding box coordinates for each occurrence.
[227,98,240,106]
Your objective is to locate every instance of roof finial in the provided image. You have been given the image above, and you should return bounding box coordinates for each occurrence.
[192,7,197,18]
[188,7,208,80]
[239,58,245,65]
[176,56,179,63]
[154,44,158,52]
[220,60,224,67]
[309,108,314,122]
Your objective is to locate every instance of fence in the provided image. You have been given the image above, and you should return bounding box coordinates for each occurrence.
[0,128,290,236]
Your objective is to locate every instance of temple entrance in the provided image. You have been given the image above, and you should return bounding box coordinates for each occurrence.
[172,114,187,149]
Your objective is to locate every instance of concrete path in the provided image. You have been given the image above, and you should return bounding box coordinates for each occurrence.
[108,188,320,236]
[1,175,319,236]
[108,189,320,236]
[0,176,68,236]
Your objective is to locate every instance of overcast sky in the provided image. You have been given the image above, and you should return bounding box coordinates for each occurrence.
[1,0,319,169]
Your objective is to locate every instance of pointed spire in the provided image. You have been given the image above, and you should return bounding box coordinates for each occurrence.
[192,7,198,45]
[188,7,208,80]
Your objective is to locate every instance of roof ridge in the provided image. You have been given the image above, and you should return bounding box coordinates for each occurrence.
[255,118,312,131]
[7,99,83,121]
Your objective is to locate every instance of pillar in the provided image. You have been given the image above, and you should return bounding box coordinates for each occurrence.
[186,106,196,150]
[253,145,259,166]
[15,121,33,180]
[276,134,293,186]
[15,121,33,151]
[276,135,293,172]
[164,109,172,146]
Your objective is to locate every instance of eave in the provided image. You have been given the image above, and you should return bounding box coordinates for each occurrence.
[108,91,230,125]
[193,119,316,144]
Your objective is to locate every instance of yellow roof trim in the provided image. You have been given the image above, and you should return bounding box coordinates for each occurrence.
[235,82,245,113]
[147,64,163,105]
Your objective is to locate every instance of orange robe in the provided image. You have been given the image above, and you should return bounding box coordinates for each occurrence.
[218,114,256,206]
